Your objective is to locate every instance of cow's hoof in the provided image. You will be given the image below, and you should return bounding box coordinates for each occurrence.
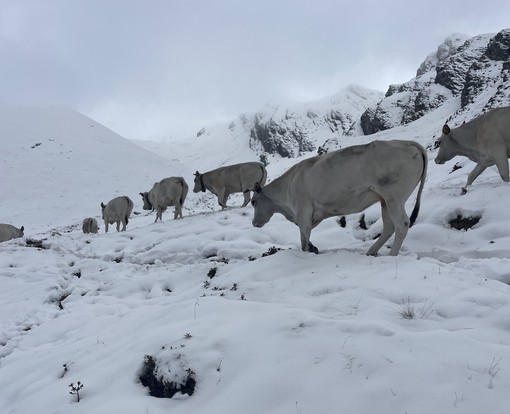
[308,242,319,254]
[461,187,468,195]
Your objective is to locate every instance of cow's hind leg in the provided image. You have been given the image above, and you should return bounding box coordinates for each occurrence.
[366,201,395,256]
[386,199,410,256]
[494,152,510,183]
[174,203,182,219]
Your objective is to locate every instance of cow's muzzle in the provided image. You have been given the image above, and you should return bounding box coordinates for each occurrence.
[252,220,263,228]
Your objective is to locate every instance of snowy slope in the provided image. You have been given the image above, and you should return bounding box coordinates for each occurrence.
[1,103,510,414]
[0,106,191,233]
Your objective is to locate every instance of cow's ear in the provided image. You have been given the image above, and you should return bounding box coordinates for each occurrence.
[194,171,200,177]
[254,182,262,193]
[21,226,24,232]
[442,124,450,135]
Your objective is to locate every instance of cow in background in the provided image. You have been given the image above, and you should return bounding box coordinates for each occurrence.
[194,162,267,209]
[140,177,188,221]
[435,106,510,193]
[100,196,134,232]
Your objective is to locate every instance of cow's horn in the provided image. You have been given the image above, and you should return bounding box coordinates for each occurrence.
[442,124,450,135]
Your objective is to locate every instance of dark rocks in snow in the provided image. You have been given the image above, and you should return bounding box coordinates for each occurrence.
[485,29,510,61]
[139,355,196,399]
[448,214,481,231]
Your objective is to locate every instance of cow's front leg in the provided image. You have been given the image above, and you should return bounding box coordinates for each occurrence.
[241,190,251,207]
[217,190,228,209]
[299,222,318,254]
[464,163,487,192]
[116,221,121,232]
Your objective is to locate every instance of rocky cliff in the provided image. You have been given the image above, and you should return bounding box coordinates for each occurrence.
[361,29,510,134]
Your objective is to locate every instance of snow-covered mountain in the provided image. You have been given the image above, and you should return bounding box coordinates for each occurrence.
[361,28,510,134]
[186,85,383,160]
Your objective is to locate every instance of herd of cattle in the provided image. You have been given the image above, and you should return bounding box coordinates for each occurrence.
[1,106,509,256]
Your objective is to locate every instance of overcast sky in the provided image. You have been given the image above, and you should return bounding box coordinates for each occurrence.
[1,0,509,141]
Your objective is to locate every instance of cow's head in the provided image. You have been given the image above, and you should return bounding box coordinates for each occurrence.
[18,226,24,238]
[139,192,153,210]
[434,124,455,164]
[251,182,275,228]
[193,171,205,193]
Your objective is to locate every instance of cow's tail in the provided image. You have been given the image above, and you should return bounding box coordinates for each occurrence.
[179,177,189,205]
[409,143,428,227]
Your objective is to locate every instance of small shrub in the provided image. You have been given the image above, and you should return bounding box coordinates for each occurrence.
[398,297,415,320]
[262,246,281,257]
[207,267,217,279]
[449,162,462,174]
[69,381,84,402]
[398,297,433,320]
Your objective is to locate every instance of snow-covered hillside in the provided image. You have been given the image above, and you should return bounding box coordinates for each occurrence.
[0,106,191,233]
[1,98,510,414]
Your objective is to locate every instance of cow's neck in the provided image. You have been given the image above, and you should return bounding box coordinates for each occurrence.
[453,126,481,162]
[264,182,296,223]
[199,174,206,192]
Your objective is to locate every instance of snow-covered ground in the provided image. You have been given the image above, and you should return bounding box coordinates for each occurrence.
[1,105,510,414]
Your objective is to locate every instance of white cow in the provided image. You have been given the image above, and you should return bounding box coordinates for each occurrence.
[140,177,188,221]
[100,196,134,232]
[193,162,267,209]
[0,224,24,243]
[251,140,427,256]
[435,106,510,193]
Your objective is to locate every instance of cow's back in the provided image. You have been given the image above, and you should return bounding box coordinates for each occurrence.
[105,196,133,220]
[287,140,425,214]
[479,106,510,150]
[152,177,187,207]
[213,162,266,191]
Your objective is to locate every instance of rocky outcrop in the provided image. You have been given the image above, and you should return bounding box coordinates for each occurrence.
[361,29,510,135]
[242,85,383,158]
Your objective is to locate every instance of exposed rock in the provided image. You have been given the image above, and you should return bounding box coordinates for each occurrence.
[361,29,510,135]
